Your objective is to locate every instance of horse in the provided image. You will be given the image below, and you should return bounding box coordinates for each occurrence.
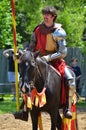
[18,50,68,130]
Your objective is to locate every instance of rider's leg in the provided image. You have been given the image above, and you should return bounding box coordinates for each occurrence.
[64,67,76,119]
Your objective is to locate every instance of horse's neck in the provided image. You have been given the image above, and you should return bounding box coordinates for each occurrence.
[37,57,48,78]
[35,58,48,92]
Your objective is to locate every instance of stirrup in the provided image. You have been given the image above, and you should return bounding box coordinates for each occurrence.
[64,109,72,119]
[13,110,28,121]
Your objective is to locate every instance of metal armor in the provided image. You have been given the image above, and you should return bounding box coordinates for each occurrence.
[51,28,67,59]
[52,28,76,118]
[43,28,74,81]
[43,28,76,118]
[52,28,75,81]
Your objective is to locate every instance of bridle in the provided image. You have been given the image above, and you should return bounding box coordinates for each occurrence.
[20,56,43,94]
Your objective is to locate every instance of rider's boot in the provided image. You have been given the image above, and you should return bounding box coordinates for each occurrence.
[13,100,28,121]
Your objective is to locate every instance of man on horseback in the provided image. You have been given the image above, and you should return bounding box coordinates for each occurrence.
[14,6,76,120]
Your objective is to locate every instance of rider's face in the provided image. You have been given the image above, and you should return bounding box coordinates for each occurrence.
[43,13,55,27]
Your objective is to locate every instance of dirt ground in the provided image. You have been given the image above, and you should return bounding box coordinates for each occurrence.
[0,108,86,130]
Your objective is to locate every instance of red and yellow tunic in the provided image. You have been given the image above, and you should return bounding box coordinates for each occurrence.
[34,23,62,56]
[34,22,66,105]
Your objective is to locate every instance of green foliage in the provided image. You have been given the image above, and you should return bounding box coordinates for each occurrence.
[0,0,12,48]
[0,0,22,49]
[57,0,85,48]
[0,0,86,51]
[16,0,44,43]
[77,101,86,108]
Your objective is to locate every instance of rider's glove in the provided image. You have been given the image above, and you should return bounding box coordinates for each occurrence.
[42,55,51,62]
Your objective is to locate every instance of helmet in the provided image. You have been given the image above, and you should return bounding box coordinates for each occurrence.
[52,28,66,41]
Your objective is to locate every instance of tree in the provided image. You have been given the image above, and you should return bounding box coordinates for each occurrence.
[57,0,85,49]
[0,0,85,51]
[0,0,12,48]
[16,0,85,50]
[0,0,22,49]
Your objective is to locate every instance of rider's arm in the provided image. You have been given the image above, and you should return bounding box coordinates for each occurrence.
[50,39,67,60]
[43,28,67,61]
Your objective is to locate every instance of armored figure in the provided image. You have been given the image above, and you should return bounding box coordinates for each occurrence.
[14,6,76,121]
[42,27,76,118]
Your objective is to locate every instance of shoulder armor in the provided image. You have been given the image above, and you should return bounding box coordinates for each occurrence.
[52,28,66,41]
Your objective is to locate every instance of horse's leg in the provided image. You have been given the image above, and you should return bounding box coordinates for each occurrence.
[50,109,58,130]
[30,110,39,130]
[56,111,62,130]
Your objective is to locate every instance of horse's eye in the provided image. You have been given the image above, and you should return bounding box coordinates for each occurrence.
[31,60,35,67]
[25,62,29,66]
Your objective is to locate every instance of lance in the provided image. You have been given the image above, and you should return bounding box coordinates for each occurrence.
[11,2,43,129]
[11,0,20,111]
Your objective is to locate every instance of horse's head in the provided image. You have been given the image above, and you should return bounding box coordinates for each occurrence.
[18,50,40,94]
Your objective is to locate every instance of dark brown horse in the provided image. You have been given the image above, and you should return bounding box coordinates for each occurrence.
[18,50,66,130]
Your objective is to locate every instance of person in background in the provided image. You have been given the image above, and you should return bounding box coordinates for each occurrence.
[14,6,76,121]
[3,48,20,101]
[71,57,82,95]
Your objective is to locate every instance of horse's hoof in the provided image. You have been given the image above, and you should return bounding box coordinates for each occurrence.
[64,110,72,119]
[13,111,28,121]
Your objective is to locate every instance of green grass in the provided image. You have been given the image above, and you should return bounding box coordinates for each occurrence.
[0,95,21,114]
[0,95,86,114]
[77,101,86,108]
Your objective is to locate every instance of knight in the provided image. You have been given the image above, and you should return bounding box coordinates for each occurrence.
[13,6,76,121]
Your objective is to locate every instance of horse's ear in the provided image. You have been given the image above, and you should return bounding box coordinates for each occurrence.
[34,50,40,58]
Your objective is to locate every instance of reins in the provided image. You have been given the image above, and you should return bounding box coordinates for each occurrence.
[33,59,43,85]
[34,58,49,88]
